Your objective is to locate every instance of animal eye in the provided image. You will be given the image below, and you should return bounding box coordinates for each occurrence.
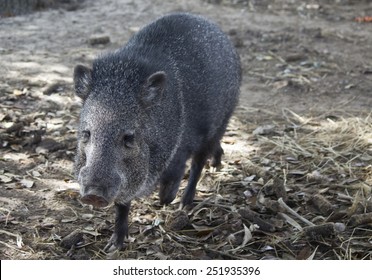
[81,130,90,143]
[122,131,135,148]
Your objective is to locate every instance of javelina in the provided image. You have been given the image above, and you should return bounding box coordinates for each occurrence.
[73,13,241,251]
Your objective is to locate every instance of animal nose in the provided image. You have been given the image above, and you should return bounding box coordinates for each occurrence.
[78,166,121,207]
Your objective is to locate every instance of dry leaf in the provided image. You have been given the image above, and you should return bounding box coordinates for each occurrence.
[21,179,34,188]
[0,174,13,183]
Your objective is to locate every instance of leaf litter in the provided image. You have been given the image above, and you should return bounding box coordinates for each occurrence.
[3,107,370,260]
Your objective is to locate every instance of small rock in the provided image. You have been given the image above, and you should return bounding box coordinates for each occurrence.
[284,53,307,62]
[36,138,65,154]
[272,80,289,90]
[43,82,66,95]
[129,27,140,33]
[88,35,110,46]
[252,124,276,136]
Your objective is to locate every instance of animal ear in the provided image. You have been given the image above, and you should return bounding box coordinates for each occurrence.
[74,65,92,100]
[140,71,166,108]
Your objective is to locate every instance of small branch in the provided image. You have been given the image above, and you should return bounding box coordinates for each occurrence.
[278,197,315,226]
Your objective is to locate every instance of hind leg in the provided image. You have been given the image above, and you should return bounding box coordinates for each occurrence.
[159,150,189,205]
[181,150,209,207]
[210,142,224,168]
[182,137,226,206]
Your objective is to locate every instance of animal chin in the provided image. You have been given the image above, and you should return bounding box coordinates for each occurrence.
[80,194,109,208]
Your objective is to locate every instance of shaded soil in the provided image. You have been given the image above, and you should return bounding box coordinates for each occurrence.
[0,0,371,259]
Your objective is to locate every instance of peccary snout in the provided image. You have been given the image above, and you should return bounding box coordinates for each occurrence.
[79,168,120,207]
[78,163,122,208]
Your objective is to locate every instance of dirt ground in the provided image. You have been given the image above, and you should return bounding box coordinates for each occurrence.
[0,0,371,260]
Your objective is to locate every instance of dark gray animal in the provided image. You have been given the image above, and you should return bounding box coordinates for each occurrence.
[73,13,241,251]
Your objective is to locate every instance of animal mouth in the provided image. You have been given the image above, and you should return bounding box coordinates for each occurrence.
[80,194,109,208]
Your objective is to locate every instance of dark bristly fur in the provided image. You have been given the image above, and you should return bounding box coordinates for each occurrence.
[74,13,241,251]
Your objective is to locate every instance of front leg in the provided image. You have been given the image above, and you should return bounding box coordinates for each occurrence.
[104,202,131,252]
